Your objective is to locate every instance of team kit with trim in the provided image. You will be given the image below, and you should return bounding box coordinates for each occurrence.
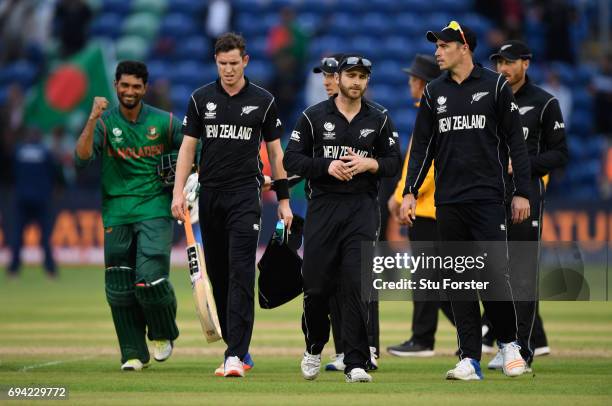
[76,24,567,382]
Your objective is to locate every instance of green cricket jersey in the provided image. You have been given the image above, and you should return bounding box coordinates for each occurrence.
[76,103,182,227]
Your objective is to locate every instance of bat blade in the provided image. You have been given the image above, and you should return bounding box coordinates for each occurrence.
[184,210,222,343]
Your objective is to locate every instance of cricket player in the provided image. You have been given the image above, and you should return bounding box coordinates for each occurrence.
[400,21,531,380]
[312,53,383,372]
[386,54,455,357]
[75,61,182,371]
[284,55,401,383]
[485,40,568,370]
[171,32,293,378]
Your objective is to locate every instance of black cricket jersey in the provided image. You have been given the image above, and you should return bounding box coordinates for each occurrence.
[182,77,283,191]
[404,64,531,205]
[366,98,399,135]
[513,75,569,178]
[283,95,401,199]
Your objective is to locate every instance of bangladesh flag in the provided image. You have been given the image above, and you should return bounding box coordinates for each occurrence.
[25,44,114,132]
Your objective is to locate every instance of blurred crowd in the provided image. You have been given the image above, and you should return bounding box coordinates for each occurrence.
[0,0,610,196]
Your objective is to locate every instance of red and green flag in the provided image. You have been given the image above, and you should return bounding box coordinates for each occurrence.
[25,44,114,132]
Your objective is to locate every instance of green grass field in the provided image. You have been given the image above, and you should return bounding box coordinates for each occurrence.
[1,266,611,405]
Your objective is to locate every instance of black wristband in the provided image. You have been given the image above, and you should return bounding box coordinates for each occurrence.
[274,178,290,200]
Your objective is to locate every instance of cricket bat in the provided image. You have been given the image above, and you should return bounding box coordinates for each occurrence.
[184,208,222,343]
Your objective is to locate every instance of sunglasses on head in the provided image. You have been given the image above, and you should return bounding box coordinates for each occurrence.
[321,57,339,68]
[342,57,372,68]
[446,20,468,47]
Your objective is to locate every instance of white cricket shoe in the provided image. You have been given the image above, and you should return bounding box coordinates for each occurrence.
[224,356,244,377]
[325,353,345,371]
[345,367,372,383]
[301,352,321,380]
[446,358,483,380]
[121,359,149,371]
[501,341,526,377]
[487,349,503,369]
[152,340,173,362]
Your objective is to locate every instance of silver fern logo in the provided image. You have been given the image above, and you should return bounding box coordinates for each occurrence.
[241,105,259,115]
[471,91,489,104]
[360,128,375,138]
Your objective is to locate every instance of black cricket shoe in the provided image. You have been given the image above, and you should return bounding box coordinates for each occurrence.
[387,340,434,357]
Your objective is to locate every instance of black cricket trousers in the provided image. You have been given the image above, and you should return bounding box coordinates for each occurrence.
[302,193,378,372]
[437,203,518,361]
[199,188,261,360]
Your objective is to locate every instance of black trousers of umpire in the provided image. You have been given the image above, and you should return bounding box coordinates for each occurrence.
[408,217,454,349]
[302,193,378,372]
[437,203,517,362]
[199,188,261,360]
[483,178,548,363]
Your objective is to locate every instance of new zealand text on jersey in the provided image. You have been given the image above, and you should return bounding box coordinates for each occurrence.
[323,145,369,159]
[439,115,487,133]
[206,124,253,140]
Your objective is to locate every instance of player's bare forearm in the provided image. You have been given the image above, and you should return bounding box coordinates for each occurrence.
[76,96,108,160]
[75,117,97,160]
[173,136,198,198]
[266,139,288,180]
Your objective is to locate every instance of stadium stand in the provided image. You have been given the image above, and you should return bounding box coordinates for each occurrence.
[0,0,608,200]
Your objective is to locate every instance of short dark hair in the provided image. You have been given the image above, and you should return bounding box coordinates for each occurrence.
[215,32,247,56]
[115,60,148,84]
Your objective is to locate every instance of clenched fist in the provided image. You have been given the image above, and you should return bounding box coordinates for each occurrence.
[89,97,109,120]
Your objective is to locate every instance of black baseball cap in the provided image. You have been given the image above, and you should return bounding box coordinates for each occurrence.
[402,54,441,82]
[338,54,372,73]
[312,53,343,73]
[489,40,532,61]
[426,20,477,52]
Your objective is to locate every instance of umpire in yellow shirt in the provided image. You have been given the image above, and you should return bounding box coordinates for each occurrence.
[386,54,454,357]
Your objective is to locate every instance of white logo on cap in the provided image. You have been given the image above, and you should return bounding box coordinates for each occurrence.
[501,44,512,51]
